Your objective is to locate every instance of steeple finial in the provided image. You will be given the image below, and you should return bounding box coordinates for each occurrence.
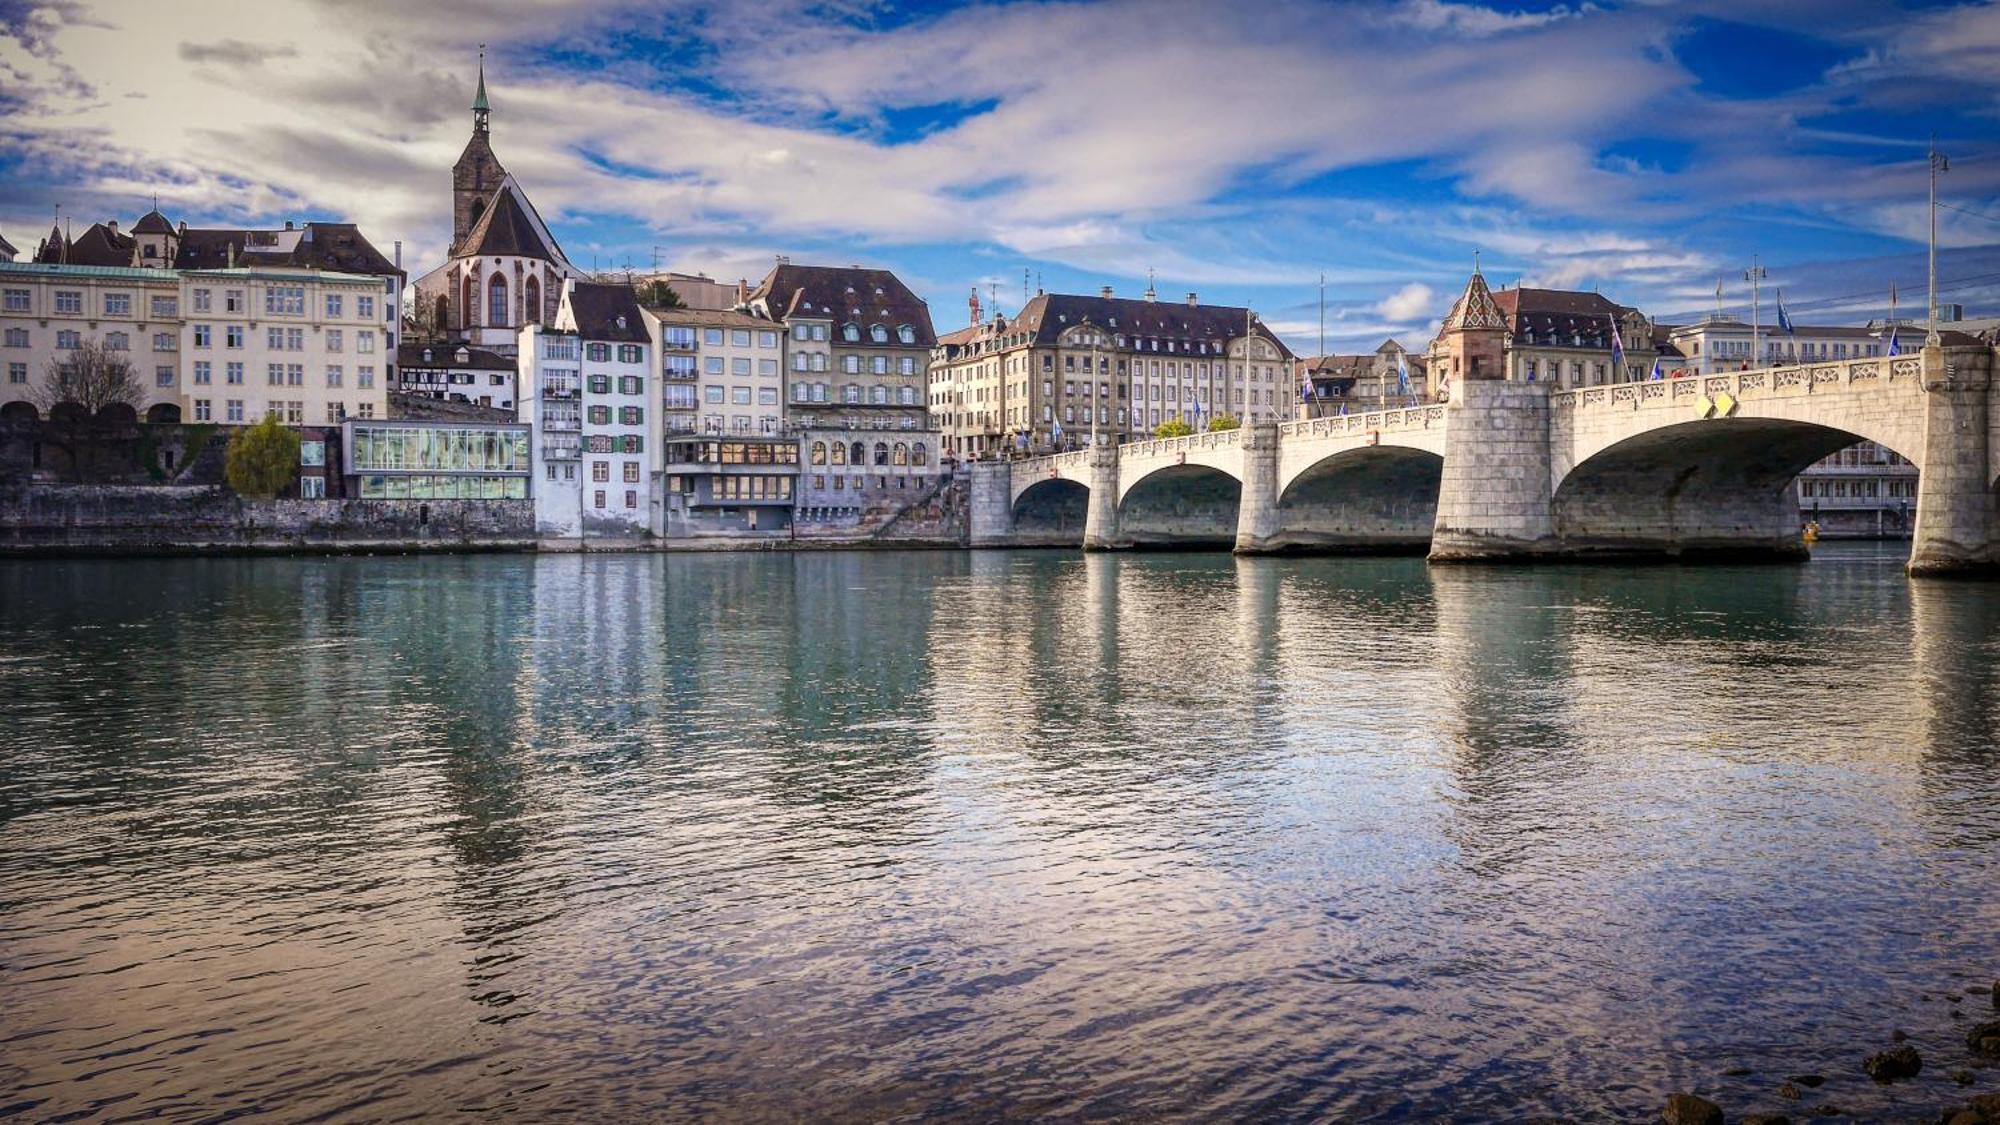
[1473,248,1482,276]
[472,45,490,132]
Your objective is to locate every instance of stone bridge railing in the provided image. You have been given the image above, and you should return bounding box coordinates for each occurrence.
[1120,428,1245,460]
[1279,405,1447,439]
[1553,356,1924,412]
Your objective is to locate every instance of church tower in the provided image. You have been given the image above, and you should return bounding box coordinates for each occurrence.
[1435,258,1510,383]
[451,50,507,253]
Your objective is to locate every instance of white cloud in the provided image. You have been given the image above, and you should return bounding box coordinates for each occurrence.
[1377,282,1435,321]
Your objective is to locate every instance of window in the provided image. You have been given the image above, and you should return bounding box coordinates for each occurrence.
[192,289,212,313]
[594,490,606,509]
[357,332,374,354]
[588,405,611,425]
[326,294,344,318]
[793,382,809,402]
[759,358,778,377]
[54,291,82,314]
[194,398,212,421]
[623,462,640,483]
[831,442,847,465]
[357,295,374,319]
[793,324,811,341]
[844,384,860,404]
[758,388,777,405]
[870,385,888,405]
[871,356,888,375]
[587,343,610,362]
[151,296,177,318]
[625,489,637,509]
[593,461,610,482]
[265,286,305,315]
[156,366,174,388]
[703,385,725,404]
[618,344,642,364]
[618,375,642,395]
[104,292,132,316]
[898,356,916,375]
[194,361,212,385]
[267,327,285,350]
[226,362,244,385]
[326,329,343,353]
[898,325,915,344]
[226,399,244,422]
[153,332,176,352]
[619,406,643,425]
[3,289,28,312]
[730,329,751,347]
[842,323,860,342]
[288,364,303,386]
[2,328,25,347]
[731,387,751,405]
[226,326,243,349]
[811,441,826,465]
[868,324,887,343]
[326,365,343,387]
[732,357,751,376]
[758,331,777,348]
[358,366,374,388]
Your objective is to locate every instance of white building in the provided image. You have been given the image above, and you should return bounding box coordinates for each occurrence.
[0,263,184,418]
[1665,314,1897,375]
[517,280,655,541]
[180,268,388,427]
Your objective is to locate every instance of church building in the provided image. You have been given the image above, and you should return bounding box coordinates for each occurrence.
[413,57,579,355]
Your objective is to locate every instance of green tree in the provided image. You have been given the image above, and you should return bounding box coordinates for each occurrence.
[642,280,686,309]
[224,415,302,499]
[1207,413,1241,432]
[1153,418,1195,439]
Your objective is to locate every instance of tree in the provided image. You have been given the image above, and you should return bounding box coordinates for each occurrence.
[403,289,445,343]
[641,280,685,309]
[34,340,141,414]
[1153,418,1194,439]
[225,415,302,499]
[1207,413,1241,432]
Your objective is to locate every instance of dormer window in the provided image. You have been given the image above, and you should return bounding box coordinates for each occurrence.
[870,324,887,343]
[842,323,860,342]
[897,325,915,344]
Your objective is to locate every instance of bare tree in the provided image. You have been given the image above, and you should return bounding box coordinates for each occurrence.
[35,340,143,414]
[403,289,445,343]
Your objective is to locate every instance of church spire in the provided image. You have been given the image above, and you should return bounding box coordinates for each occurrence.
[471,45,490,134]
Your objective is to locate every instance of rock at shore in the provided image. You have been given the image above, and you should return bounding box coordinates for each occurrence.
[1787,1074,1827,1088]
[1777,1083,1803,1101]
[1967,1018,2000,1056]
[1663,1092,1724,1125]
[1739,1115,1791,1125]
[1863,1044,1923,1082]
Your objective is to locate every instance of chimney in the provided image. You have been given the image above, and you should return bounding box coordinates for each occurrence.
[393,240,402,270]
[1099,285,1113,299]
[107,220,119,233]
[969,286,982,327]
[1186,292,1198,306]
[284,220,294,231]
[736,278,748,302]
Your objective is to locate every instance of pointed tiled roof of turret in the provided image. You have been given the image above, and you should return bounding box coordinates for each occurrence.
[132,209,174,235]
[1441,268,1507,333]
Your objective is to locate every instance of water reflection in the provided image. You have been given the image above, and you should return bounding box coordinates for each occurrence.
[0,547,1996,1121]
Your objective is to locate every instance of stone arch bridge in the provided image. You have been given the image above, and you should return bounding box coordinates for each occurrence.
[968,343,1999,575]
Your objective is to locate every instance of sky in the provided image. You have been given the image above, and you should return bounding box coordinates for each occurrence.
[2,0,1999,354]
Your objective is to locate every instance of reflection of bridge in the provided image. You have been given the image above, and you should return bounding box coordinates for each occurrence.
[969,343,2000,575]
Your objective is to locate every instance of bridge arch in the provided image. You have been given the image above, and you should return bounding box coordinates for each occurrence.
[1553,416,1916,558]
[1011,477,1089,543]
[1117,462,1241,548]
[1267,444,1444,554]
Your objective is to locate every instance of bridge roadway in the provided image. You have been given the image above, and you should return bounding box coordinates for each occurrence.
[967,342,2000,575]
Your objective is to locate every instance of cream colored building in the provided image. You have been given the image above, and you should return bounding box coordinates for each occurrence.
[0,262,186,418]
[647,306,785,436]
[180,268,389,427]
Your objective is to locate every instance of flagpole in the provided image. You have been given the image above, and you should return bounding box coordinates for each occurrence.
[1744,256,1765,369]
[1928,134,1945,347]
[1316,273,1326,420]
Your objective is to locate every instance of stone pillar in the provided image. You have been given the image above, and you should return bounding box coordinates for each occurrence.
[1233,422,1283,554]
[1082,445,1124,551]
[1429,379,1558,562]
[1908,344,1997,576]
[967,461,1015,548]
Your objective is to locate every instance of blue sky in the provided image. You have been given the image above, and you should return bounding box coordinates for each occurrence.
[3,0,1998,352]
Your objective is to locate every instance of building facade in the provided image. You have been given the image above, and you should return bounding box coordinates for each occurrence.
[180,268,389,427]
[1296,338,1427,415]
[341,418,531,500]
[396,342,517,409]
[929,287,1294,459]
[1666,314,1899,375]
[647,307,786,437]
[742,263,934,432]
[1429,271,1660,389]
[516,281,655,540]
[0,263,185,418]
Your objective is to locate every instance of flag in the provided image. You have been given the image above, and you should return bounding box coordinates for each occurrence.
[1649,356,1663,381]
[1300,363,1316,402]
[1436,368,1450,400]
[1888,323,1900,357]
[1609,315,1626,370]
[1776,290,1795,336]
[1395,350,1411,397]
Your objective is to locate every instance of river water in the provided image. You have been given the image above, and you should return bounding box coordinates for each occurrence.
[1,547,1996,1122]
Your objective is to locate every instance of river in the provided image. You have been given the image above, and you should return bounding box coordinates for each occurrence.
[1,546,1996,1121]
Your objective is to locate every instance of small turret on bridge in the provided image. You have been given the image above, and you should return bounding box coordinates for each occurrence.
[969,342,2000,577]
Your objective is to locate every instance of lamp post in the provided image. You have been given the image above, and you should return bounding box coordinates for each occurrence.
[1928,136,1949,347]
[1744,257,1766,368]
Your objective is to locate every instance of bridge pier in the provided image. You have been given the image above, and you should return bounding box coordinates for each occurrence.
[1233,423,1282,554]
[1909,344,1998,577]
[1082,443,1125,551]
[968,461,1015,548]
[1429,379,1560,562]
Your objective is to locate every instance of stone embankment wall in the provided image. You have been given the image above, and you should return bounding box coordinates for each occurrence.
[0,486,536,555]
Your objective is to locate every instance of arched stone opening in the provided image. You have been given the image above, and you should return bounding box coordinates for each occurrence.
[1269,446,1444,554]
[146,403,182,424]
[0,401,38,424]
[1119,464,1240,549]
[1011,478,1088,545]
[1553,418,1913,560]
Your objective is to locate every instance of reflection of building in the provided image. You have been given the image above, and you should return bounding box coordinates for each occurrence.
[646,307,785,436]
[517,281,654,540]
[1429,269,1660,388]
[928,286,1294,459]
[396,342,517,409]
[742,262,934,433]
[1295,338,1426,413]
[1797,440,1918,538]
[341,419,531,499]
[412,59,580,354]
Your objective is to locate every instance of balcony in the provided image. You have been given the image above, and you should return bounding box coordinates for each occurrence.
[542,414,581,432]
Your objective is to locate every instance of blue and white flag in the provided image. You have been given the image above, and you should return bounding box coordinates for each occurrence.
[1395,350,1411,397]
[1051,419,1063,440]
[1300,364,1316,402]
[1609,315,1626,370]
[1648,356,1664,381]
[1888,324,1900,357]
[1776,289,1796,336]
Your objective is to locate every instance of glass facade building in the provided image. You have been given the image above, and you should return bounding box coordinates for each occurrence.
[342,421,532,500]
